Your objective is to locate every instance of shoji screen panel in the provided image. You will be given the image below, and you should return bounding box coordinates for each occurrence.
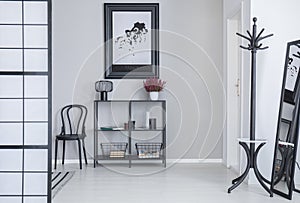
[0,1,51,203]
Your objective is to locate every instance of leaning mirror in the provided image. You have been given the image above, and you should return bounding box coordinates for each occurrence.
[271,39,300,200]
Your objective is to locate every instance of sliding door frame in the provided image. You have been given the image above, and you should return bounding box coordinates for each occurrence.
[0,0,52,202]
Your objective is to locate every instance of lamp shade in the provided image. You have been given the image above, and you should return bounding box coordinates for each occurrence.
[95,80,113,92]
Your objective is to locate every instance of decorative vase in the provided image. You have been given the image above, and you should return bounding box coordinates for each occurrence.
[149,92,159,100]
[145,112,150,128]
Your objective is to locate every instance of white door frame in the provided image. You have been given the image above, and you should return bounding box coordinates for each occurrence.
[224,2,245,174]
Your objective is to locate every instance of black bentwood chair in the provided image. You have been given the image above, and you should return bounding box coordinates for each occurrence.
[54,104,88,169]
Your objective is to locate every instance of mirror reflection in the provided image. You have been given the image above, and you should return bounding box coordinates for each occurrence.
[295,131,300,193]
[271,40,300,199]
[274,103,294,194]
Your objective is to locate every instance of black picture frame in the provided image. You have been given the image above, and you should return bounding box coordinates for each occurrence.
[104,3,159,79]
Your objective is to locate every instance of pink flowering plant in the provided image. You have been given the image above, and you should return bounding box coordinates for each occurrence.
[143,77,166,92]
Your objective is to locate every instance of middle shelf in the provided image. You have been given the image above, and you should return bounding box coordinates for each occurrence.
[98,127,165,131]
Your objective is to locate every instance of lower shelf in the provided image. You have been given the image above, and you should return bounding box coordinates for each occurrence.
[94,155,129,160]
[131,155,164,160]
[94,155,165,161]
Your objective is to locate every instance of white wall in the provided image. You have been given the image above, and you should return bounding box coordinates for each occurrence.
[223,0,251,167]
[251,0,300,183]
[52,0,224,161]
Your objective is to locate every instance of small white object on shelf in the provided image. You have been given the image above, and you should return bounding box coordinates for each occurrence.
[112,127,124,130]
[146,111,150,128]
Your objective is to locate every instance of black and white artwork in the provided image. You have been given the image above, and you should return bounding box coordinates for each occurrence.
[113,12,151,65]
[104,3,159,79]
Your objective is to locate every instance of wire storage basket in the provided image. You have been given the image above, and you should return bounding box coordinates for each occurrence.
[135,143,163,158]
[101,142,128,158]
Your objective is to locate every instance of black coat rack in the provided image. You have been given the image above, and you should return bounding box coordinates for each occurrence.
[228,17,274,196]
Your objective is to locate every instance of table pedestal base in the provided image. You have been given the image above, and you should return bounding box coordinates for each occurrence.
[228,141,273,197]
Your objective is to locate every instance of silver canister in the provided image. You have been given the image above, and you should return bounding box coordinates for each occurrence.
[149,118,156,129]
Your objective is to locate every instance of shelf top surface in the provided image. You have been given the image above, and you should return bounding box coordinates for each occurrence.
[278,141,294,147]
[98,127,164,131]
[237,138,267,143]
[94,100,166,103]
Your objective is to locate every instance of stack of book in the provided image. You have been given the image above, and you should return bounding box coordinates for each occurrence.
[138,150,160,158]
[109,151,125,158]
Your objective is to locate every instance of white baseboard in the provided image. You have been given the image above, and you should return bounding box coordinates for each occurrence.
[52,158,222,164]
[167,159,222,163]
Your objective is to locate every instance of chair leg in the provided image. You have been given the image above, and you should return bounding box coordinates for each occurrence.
[62,140,66,165]
[54,139,58,169]
[78,139,82,169]
[82,139,88,165]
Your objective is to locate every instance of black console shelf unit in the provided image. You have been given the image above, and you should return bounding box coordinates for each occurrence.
[93,100,166,168]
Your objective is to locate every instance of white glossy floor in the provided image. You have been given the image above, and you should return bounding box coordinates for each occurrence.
[53,163,300,203]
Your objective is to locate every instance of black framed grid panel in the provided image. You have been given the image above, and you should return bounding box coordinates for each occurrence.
[0,1,51,203]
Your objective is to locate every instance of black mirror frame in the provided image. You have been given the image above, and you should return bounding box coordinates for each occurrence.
[270,39,300,200]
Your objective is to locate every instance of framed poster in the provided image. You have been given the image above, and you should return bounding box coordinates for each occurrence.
[104,3,159,79]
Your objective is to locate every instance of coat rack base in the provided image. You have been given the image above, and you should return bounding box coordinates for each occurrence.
[228,139,273,197]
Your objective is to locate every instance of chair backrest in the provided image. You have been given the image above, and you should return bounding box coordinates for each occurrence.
[60,104,88,135]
